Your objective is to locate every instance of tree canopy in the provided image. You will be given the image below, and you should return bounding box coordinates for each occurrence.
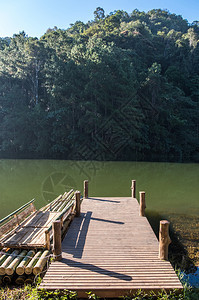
[0,8,198,162]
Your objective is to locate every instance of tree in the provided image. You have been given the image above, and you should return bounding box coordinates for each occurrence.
[94,7,105,21]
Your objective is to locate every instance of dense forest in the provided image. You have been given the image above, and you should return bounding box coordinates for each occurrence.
[0,8,199,161]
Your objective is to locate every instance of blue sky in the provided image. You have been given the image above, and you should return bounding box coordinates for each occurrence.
[0,0,198,38]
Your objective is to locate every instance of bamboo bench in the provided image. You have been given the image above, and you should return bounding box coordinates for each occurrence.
[0,191,76,250]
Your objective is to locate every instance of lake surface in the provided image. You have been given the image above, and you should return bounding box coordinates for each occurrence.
[0,159,198,284]
[0,159,198,217]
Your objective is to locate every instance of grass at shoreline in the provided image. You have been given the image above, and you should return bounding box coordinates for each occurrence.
[0,285,198,300]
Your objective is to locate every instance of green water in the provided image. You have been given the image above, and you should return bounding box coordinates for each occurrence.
[0,159,198,219]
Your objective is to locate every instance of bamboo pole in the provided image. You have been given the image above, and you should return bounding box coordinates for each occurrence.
[57,192,74,213]
[139,191,146,217]
[25,251,42,275]
[75,191,81,217]
[57,201,67,213]
[30,203,36,212]
[45,230,51,250]
[16,250,35,275]
[0,249,12,266]
[25,275,35,284]
[50,190,74,212]
[5,250,27,275]
[3,275,12,284]
[52,200,64,212]
[53,221,62,261]
[62,213,75,236]
[131,180,136,198]
[41,195,62,212]
[15,275,26,285]
[0,250,19,275]
[84,180,88,198]
[48,195,63,211]
[159,220,171,260]
[33,250,50,275]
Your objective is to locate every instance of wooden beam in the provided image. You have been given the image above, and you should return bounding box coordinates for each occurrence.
[139,191,146,217]
[75,191,81,217]
[84,180,88,198]
[52,221,62,261]
[45,230,51,250]
[131,180,136,198]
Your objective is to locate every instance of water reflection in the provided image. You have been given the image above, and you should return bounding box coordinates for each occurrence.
[180,267,199,288]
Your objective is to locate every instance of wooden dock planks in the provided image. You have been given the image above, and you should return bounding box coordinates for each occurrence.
[40,197,182,298]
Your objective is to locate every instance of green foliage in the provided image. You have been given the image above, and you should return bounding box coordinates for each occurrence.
[0,8,198,161]
[94,7,105,21]
[0,286,198,299]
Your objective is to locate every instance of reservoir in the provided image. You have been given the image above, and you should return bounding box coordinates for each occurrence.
[0,160,198,217]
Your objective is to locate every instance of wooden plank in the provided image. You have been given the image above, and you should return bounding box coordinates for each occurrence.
[40,196,182,296]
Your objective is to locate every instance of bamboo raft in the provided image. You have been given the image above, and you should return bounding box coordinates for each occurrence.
[0,190,75,249]
[0,189,78,285]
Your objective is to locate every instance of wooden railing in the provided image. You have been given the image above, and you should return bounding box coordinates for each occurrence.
[0,199,36,237]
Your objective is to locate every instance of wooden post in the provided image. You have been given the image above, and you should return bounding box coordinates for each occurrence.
[75,191,81,217]
[52,221,62,261]
[60,216,64,227]
[159,220,171,260]
[139,191,146,217]
[45,230,51,250]
[131,180,136,198]
[14,214,19,226]
[84,180,88,198]
[30,203,36,212]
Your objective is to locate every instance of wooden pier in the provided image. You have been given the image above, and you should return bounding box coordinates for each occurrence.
[40,182,182,298]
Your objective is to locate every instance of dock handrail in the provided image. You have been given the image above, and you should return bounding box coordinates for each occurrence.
[0,199,35,225]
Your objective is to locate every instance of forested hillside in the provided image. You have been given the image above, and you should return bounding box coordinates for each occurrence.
[0,8,198,161]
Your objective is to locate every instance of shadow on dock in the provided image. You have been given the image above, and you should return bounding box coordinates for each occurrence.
[62,258,132,281]
[63,211,124,259]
